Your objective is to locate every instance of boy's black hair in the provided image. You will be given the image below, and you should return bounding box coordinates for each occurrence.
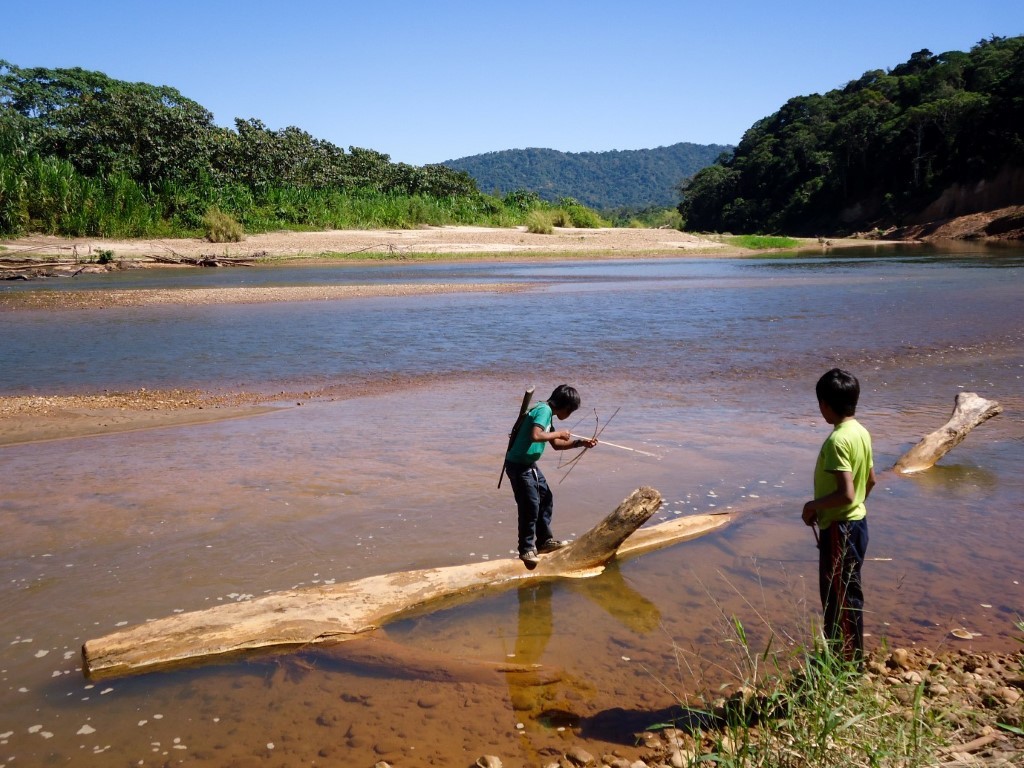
[547,384,581,413]
[816,368,860,417]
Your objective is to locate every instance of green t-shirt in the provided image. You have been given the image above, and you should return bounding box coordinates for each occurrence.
[505,402,553,464]
[813,418,873,530]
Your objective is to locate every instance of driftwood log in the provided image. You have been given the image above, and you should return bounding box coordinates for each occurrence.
[893,392,1002,474]
[83,487,732,679]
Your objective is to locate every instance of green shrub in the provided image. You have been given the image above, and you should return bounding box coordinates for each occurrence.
[525,210,553,234]
[203,206,244,242]
[564,204,606,229]
[652,208,684,230]
[550,208,573,227]
[504,189,541,212]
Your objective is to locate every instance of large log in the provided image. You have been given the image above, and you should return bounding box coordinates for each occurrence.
[82,487,732,679]
[893,392,1002,474]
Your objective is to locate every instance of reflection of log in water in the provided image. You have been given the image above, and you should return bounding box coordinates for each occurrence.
[565,560,661,635]
[295,632,562,686]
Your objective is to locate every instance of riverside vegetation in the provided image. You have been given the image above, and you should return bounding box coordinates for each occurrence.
[680,36,1024,237]
[0,62,610,241]
[5,37,1023,246]
[623,621,1024,768]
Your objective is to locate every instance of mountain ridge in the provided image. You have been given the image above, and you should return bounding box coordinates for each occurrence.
[442,142,731,211]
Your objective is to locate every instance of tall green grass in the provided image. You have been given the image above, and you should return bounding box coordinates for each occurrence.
[645,571,945,767]
[725,234,803,250]
[670,625,938,767]
[0,150,593,238]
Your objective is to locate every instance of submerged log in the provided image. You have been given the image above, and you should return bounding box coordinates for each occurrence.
[893,392,1002,474]
[83,487,731,679]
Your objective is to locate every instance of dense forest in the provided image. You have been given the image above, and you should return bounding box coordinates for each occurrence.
[0,61,602,239]
[680,36,1024,236]
[443,143,730,212]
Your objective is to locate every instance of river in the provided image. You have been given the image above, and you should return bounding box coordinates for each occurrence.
[1,242,1022,766]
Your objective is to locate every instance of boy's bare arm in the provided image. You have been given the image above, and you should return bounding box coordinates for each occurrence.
[801,469,856,525]
[531,424,571,444]
[530,425,595,450]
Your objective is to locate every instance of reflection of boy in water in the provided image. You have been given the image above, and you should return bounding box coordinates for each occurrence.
[802,368,876,665]
[513,582,553,665]
[504,384,597,570]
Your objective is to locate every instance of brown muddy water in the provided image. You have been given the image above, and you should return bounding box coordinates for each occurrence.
[1,245,1023,766]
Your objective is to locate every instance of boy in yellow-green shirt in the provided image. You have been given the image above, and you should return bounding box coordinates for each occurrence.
[802,368,876,664]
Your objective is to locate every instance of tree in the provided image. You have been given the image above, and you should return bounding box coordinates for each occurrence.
[0,61,218,186]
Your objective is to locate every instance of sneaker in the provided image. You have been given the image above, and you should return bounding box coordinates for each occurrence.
[537,539,569,554]
[520,550,540,570]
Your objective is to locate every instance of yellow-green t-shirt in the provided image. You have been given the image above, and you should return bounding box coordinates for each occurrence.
[813,418,873,530]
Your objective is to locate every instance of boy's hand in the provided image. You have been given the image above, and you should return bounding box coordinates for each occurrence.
[801,502,818,526]
[579,437,598,448]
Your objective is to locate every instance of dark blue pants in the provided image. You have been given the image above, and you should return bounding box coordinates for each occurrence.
[818,518,868,663]
[504,461,554,556]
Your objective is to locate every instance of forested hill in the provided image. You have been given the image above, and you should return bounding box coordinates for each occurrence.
[443,143,731,211]
[681,36,1024,236]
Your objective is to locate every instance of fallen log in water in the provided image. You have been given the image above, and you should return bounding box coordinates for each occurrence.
[893,392,1002,474]
[83,487,732,679]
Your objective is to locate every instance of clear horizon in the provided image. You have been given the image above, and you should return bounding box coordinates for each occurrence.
[4,0,1022,166]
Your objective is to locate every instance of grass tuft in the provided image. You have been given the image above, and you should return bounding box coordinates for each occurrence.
[525,210,554,234]
[638,570,950,767]
[203,207,244,242]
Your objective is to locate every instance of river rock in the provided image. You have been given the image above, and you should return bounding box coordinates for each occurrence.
[995,686,1021,705]
[475,756,502,768]
[565,745,596,765]
[416,695,441,709]
[889,648,911,670]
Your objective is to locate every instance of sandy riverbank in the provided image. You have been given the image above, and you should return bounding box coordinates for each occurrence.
[0,224,879,268]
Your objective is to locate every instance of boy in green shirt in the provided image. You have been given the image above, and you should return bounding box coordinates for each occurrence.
[802,368,876,664]
[505,384,597,569]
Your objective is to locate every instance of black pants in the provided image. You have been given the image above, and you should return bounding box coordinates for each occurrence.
[818,518,868,663]
[504,461,554,556]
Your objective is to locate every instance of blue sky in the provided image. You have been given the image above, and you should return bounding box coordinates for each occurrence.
[4,1,1022,166]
